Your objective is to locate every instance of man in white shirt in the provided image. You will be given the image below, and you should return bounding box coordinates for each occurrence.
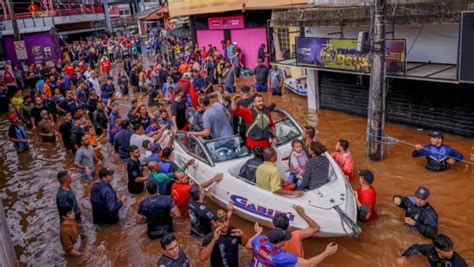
[129,124,165,165]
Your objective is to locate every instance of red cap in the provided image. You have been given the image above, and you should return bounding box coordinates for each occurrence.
[7,113,17,121]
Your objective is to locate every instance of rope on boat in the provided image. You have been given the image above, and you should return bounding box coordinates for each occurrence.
[333,205,361,237]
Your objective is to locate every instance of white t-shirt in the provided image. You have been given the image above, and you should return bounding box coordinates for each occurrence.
[129,133,155,163]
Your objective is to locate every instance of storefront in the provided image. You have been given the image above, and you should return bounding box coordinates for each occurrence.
[190,10,271,69]
[2,27,62,68]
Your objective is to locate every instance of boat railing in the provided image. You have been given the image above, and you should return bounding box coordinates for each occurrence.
[0,201,19,267]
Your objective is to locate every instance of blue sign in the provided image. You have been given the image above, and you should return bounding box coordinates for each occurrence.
[230,195,295,221]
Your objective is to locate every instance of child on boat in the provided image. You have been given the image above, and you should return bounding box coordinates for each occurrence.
[288,139,308,188]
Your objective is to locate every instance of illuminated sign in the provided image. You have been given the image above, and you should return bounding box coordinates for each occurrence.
[230,195,295,221]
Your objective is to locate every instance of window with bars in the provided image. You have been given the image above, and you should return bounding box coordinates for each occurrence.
[277,28,291,59]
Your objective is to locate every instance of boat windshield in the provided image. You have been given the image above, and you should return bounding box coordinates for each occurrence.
[203,136,250,162]
[275,117,302,146]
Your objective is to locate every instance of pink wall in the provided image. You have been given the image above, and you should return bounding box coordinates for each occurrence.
[231,28,266,69]
[196,29,224,55]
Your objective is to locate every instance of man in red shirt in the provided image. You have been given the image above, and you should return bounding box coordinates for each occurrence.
[171,170,223,219]
[100,57,111,77]
[65,63,74,79]
[232,94,277,149]
[331,139,355,180]
[28,1,39,17]
[355,169,377,222]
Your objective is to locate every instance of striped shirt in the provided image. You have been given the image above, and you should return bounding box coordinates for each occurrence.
[301,155,330,190]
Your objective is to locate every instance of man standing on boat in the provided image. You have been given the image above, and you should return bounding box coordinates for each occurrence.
[232,94,277,149]
[412,131,463,172]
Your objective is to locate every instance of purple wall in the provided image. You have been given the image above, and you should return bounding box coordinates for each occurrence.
[3,30,62,68]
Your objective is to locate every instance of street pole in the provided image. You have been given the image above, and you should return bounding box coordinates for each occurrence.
[366,0,386,161]
[6,0,20,41]
[103,0,113,34]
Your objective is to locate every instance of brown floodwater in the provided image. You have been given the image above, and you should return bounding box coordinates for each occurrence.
[1,73,473,267]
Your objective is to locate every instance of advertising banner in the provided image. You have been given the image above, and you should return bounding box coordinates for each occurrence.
[208,15,244,30]
[296,37,406,75]
[14,41,28,60]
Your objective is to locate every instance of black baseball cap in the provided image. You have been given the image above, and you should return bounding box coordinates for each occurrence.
[357,169,374,184]
[268,228,292,244]
[415,186,430,200]
[162,147,173,158]
[99,168,114,178]
[272,213,290,230]
[429,131,444,139]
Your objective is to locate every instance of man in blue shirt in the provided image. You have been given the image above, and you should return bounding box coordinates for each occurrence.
[90,168,127,225]
[136,179,181,239]
[412,131,463,171]
[101,77,115,104]
[188,95,233,139]
[247,225,338,267]
[114,120,133,163]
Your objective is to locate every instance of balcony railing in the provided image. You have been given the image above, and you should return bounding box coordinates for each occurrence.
[0,6,104,22]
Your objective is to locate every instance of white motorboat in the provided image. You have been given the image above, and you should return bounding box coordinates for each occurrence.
[285,76,308,97]
[172,109,361,237]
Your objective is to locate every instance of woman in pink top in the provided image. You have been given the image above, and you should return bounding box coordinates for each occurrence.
[331,139,355,180]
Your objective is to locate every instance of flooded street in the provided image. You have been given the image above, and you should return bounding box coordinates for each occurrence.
[1,76,473,266]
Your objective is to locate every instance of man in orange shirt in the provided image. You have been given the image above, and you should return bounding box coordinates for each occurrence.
[272,205,320,258]
[171,170,223,219]
[178,59,188,74]
[43,77,52,98]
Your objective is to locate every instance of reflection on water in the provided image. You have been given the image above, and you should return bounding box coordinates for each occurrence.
[1,82,473,266]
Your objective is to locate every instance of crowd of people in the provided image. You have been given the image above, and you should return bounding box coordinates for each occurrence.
[1,25,468,266]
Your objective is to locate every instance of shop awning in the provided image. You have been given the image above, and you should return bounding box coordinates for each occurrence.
[273,59,459,84]
[168,0,307,18]
[137,6,169,21]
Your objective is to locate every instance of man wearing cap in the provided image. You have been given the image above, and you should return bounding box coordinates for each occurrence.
[397,234,468,266]
[355,169,377,222]
[247,224,338,266]
[254,59,270,93]
[272,205,320,258]
[7,113,29,152]
[136,179,181,240]
[393,187,439,239]
[412,131,464,172]
[90,168,127,225]
[37,110,57,143]
[200,208,247,267]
